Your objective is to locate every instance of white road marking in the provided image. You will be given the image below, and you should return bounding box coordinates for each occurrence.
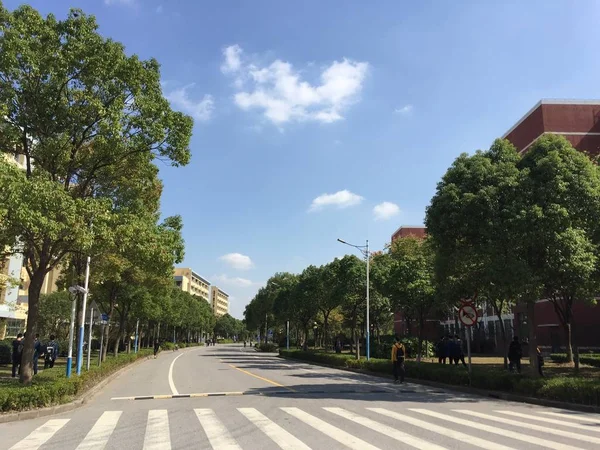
[324,407,446,450]
[457,410,600,445]
[9,419,70,450]
[539,411,600,423]
[496,410,600,432]
[143,410,171,450]
[238,408,311,450]
[168,352,184,395]
[368,408,516,450]
[76,411,122,449]
[280,407,380,450]
[411,409,584,450]
[195,408,242,449]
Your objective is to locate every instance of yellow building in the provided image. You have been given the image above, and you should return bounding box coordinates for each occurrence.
[173,268,211,303]
[210,286,229,317]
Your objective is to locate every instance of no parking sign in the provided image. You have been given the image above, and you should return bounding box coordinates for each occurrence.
[458,304,478,327]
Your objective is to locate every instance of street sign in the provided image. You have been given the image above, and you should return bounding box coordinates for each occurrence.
[458,304,478,327]
[101,313,109,321]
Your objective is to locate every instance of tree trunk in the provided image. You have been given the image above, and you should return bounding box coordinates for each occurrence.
[563,322,573,363]
[527,301,539,378]
[20,269,46,385]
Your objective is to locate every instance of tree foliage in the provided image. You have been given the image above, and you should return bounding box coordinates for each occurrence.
[0,3,193,383]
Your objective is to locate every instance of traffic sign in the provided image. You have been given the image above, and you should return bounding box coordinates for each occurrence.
[101,313,109,321]
[458,304,478,327]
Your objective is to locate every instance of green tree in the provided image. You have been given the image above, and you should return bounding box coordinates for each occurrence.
[37,291,72,340]
[426,139,528,368]
[0,5,193,383]
[517,135,600,365]
[389,237,437,362]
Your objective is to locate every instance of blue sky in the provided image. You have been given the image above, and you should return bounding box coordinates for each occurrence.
[8,0,600,318]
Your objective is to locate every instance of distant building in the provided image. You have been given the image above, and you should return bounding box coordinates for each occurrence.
[503,99,600,155]
[391,225,427,242]
[173,268,211,304]
[210,286,229,317]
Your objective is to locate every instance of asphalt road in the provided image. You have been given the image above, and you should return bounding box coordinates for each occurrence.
[2,343,600,449]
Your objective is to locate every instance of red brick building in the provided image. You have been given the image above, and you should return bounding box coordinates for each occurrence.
[391,225,426,242]
[503,99,600,155]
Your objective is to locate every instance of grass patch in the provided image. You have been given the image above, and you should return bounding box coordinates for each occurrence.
[280,349,600,407]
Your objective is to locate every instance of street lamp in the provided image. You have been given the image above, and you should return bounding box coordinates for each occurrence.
[337,238,371,360]
[67,285,88,378]
[313,322,318,349]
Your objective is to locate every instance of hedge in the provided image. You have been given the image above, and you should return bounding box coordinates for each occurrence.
[279,349,600,407]
[257,343,278,352]
[550,353,600,368]
[0,349,153,413]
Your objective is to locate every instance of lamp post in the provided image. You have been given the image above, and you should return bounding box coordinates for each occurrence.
[286,320,290,350]
[76,257,91,376]
[67,285,87,378]
[337,238,370,361]
[313,322,318,349]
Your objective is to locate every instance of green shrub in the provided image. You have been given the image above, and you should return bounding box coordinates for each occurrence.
[0,340,12,364]
[279,349,600,407]
[550,353,600,368]
[257,343,278,352]
[370,338,435,359]
[0,349,153,412]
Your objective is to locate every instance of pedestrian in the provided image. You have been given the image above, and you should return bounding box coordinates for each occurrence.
[11,333,24,377]
[44,335,59,369]
[153,339,160,358]
[33,334,41,375]
[391,336,406,384]
[454,335,467,367]
[536,346,544,377]
[436,337,448,364]
[508,336,523,373]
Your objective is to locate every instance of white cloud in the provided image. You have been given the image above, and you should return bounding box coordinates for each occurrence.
[219,253,254,270]
[373,201,400,221]
[394,104,413,115]
[309,190,363,212]
[222,45,369,125]
[221,45,243,74]
[213,274,258,288]
[166,84,214,121]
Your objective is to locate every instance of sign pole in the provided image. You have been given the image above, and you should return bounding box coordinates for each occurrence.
[98,323,104,366]
[466,326,472,385]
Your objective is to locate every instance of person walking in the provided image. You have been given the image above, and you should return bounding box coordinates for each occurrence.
[508,336,523,373]
[153,339,160,358]
[436,337,448,364]
[454,335,467,367]
[391,336,406,384]
[33,334,42,375]
[44,335,59,369]
[11,333,24,377]
[536,346,544,377]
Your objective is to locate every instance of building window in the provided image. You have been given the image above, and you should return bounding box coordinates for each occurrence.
[6,319,25,338]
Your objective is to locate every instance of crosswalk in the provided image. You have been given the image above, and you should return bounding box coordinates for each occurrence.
[6,406,600,450]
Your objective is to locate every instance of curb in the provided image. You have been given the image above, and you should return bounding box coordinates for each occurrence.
[0,347,201,424]
[278,355,600,414]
